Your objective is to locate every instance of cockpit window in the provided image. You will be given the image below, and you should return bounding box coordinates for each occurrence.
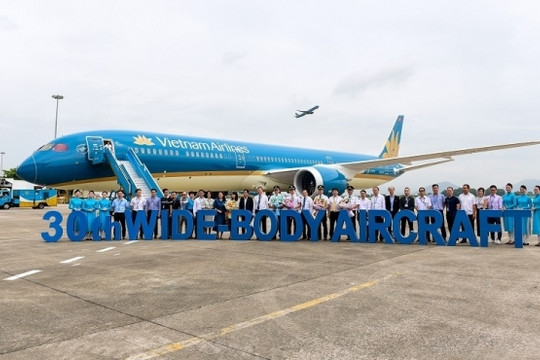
[37,143,54,151]
[53,144,68,152]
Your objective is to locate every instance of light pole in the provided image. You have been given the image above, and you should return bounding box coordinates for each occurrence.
[0,152,5,178]
[52,94,64,138]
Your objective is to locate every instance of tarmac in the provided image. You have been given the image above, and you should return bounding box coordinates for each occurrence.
[1,205,540,360]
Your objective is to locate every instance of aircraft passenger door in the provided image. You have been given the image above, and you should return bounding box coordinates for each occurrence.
[86,136,105,164]
[235,152,246,169]
[325,156,334,164]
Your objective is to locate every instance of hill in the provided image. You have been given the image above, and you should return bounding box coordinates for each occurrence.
[513,178,540,190]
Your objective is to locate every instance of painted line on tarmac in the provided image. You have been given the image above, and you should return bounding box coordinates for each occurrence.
[126,272,402,360]
[124,240,138,245]
[97,247,116,253]
[4,270,42,281]
[7,245,122,281]
[60,256,85,264]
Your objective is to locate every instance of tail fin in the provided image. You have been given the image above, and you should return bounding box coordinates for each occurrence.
[378,115,404,158]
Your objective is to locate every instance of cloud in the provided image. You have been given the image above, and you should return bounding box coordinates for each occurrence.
[333,66,414,97]
[222,51,247,66]
[0,16,17,31]
[2,2,540,189]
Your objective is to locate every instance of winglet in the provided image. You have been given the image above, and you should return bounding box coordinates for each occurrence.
[378,115,404,158]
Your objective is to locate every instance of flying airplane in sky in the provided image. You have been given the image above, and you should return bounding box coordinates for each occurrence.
[16,115,540,198]
[294,105,319,118]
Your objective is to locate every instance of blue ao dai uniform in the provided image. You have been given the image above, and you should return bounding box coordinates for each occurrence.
[516,194,532,238]
[83,197,98,231]
[69,196,84,232]
[532,194,540,235]
[502,192,517,232]
[213,198,227,231]
[98,197,112,233]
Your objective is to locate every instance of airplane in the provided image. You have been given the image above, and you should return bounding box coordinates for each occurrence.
[295,105,319,118]
[16,115,540,198]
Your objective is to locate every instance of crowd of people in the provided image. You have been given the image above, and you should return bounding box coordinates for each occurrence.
[68,183,540,245]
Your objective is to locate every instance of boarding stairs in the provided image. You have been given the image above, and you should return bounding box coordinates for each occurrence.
[85,136,163,199]
[100,146,162,200]
[116,159,153,199]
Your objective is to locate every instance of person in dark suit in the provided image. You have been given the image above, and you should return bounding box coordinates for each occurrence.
[385,186,400,238]
[238,189,254,234]
[160,188,172,239]
[398,187,415,236]
[385,187,400,217]
[239,188,254,211]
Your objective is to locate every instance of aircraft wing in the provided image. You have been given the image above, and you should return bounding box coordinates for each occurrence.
[265,140,540,182]
[395,158,454,172]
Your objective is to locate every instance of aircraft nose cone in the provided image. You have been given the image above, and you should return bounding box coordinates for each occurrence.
[17,156,37,183]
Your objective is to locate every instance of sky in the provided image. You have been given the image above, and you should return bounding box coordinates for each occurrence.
[1,1,540,192]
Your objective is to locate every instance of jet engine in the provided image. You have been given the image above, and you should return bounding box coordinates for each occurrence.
[293,166,348,196]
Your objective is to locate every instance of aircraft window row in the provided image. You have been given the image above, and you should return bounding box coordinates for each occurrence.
[133,147,228,159]
[133,147,181,157]
[253,155,323,164]
[131,147,324,164]
[185,151,224,159]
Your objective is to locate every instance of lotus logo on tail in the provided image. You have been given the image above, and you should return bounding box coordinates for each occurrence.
[381,131,400,158]
[133,135,155,146]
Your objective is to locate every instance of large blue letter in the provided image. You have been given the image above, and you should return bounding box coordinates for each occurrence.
[42,210,63,242]
[368,210,392,243]
[393,210,417,244]
[160,209,169,240]
[196,209,217,240]
[479,210,503,247]
[302,210,325,241]
[332,210,357,242]
[509,209,532,249]
[126,210,154,240]
[171,210,194,240]
[230,210,253,240]
[417,210,445,245]
[67,211,87,241]
[448,210,477,246]
[280,210,303,241]
[101,215,121,240]
[253,210,277,241]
